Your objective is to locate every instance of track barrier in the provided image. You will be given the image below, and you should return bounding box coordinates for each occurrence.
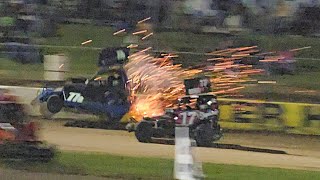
[219,98,320,135]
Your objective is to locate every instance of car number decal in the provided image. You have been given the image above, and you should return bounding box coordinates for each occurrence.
[180,111,198,125]
[66,92,84,103]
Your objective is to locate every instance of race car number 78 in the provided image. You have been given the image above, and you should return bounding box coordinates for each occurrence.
[67,92,84,103]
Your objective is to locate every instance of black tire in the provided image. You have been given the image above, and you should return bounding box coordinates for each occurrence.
[135,121,153,143]
[195,123,214,147]
[46,95,63,114]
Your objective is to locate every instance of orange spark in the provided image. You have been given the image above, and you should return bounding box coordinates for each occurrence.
[290,46,311,52]
[232,54,250,57]
[138,17,151,24]
[141,33,154,40]
[81,39,92,45]
[132,30,147,35]
[127,44,139,49]
[236,46,258,51]
[258,81,277,84]
[207,58,224,61]
[113,29,126,35]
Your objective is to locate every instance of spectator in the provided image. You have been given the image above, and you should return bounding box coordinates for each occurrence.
[273,0,292,34]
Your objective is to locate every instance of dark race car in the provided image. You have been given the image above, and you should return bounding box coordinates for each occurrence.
[127,94,223,147]
[32,47,131,123]
[0,89,55,161]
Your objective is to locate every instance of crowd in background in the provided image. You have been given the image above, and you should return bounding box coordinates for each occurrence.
[0,0,319,38]
[0,0,318,74]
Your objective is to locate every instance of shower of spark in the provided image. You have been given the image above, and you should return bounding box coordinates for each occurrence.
[203,46,264,95]
[123,46,264,121]
[117,20,264,121]
[124,52,200,120]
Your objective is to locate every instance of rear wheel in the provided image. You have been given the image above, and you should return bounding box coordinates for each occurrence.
[195,123,214,147]
[135,121,153,143]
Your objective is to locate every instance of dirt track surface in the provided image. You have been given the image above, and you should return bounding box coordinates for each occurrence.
[39,121,320,171]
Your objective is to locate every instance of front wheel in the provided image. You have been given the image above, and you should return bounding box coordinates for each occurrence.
[46,95,64,113]
[194,123,214,147]
[39,94,63,119]
[135,121,153,143]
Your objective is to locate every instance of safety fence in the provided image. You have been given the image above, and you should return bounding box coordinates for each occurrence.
[218,98,320,135]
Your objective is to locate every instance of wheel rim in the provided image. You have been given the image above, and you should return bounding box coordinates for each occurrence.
[47,96,63,113]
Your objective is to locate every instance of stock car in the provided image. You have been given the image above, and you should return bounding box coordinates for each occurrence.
[31,47,131,123]
[127,94,222,147]
[127,76,222,147]
[0,89,55,161]
[32,67,131,122]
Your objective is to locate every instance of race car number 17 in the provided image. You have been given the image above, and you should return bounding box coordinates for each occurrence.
[67,92,84,103]
[180,111,198,125]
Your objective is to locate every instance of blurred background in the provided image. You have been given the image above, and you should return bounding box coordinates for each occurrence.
[0,0,320,103]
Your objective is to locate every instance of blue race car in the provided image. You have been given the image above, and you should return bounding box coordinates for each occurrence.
[32,47,131,123]
[32,67,131,122]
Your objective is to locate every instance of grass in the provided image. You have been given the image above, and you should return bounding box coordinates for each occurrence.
[234,34,320,59]
[204,163,320,180]
[42,47,100,75]
[1,151,320,180]
[0,58,44,80]
[271,72,320,90]
[46,24,123,48]
[42,24,320,63]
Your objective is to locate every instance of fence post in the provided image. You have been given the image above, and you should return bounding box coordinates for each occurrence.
[43,54,69,81]
[174,126,204,180]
